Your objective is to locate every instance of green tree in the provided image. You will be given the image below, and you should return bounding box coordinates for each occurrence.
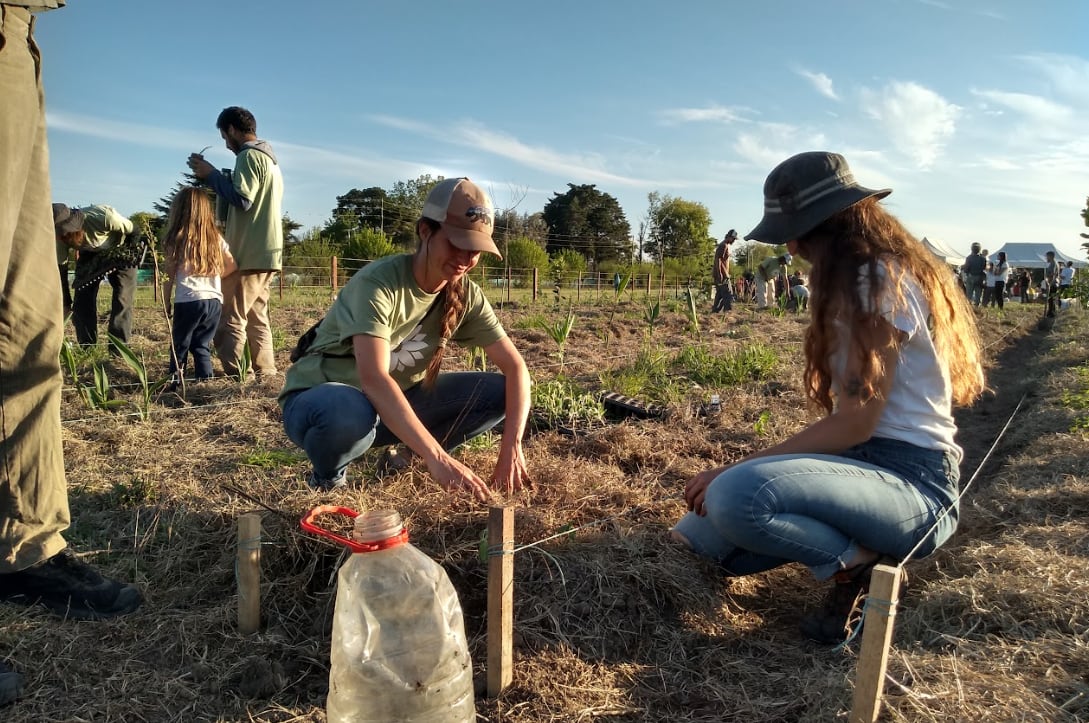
[644,192,713,262]
[387,174,443,247]
[282,214,303,244]
[542,183,631,268]
[341,227,397,275]
[550,248,587,283]
[497,236,549,283]
[329,187,388,234]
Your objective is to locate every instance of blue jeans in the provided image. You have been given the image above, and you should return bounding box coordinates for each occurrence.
[673,437,959,580]
[281,371,507,483]
[170,299,221,379]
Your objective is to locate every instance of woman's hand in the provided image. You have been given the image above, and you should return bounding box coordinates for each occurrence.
[492,444,532,495]
[427,452,492,503]
[684,465,729,515]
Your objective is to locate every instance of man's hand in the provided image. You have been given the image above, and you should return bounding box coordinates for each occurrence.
[187,153,215,180]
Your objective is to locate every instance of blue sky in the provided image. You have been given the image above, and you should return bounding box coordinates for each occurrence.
[37,0,1088,259]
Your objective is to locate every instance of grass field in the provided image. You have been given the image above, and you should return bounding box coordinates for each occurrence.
[2,287,1087,722]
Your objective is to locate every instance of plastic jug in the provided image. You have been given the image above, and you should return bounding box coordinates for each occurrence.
[302,506,475,723]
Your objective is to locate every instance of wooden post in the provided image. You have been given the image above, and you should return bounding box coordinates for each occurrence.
[237,512,262,635]
[576,271,582,303]
[487,506,514,697]
[506,266,512,303]
[331,256,339,293]
[849,564,903,722]
[532,268,539,302]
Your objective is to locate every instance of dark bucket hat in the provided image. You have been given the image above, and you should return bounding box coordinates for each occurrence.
[52,203,85,235]
[745,152,891,245]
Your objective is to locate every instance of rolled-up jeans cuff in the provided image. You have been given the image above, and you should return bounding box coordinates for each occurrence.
[813,540,859,581]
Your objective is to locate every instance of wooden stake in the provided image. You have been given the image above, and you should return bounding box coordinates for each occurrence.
[849,564,903,722]
[237,512,262,635]
[487,506,514,697]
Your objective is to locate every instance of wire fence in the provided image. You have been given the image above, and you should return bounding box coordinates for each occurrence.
[129,256,720,306]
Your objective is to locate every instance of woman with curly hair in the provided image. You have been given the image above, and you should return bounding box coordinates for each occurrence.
[280,177,532,499]
[673,152,984,643]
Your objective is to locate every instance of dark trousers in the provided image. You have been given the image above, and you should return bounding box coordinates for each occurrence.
[170,299,222,380]
[712,282,733,312]
[71,256,136,348]
[58,263,71,317]
[993,281,1005,309]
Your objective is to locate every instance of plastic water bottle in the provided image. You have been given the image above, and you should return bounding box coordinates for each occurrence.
[302,507,475,723]
[709,394,722,414]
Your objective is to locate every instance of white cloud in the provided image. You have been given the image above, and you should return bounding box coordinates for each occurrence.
[47,111,205,150]
[1016,53,1089,105]
[657,105,751,124]
[860,81,960,169]
[971,89,1072,125]
[368,114,652,187]
[796,69,839,101]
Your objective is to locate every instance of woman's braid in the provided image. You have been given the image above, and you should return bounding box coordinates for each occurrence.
[423,276,466,389]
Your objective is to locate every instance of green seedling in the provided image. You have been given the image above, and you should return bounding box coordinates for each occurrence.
[110,334,169,421]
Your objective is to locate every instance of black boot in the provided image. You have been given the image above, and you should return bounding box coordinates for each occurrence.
[800,556,905,644]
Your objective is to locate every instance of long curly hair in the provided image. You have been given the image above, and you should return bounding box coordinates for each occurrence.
[163,187,225,279]
[417,218,468,389]
[795,196,984,413]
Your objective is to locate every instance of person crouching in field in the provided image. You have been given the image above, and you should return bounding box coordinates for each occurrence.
[279,178,532,499]
[672,151,984,644]
[162,187,237,386]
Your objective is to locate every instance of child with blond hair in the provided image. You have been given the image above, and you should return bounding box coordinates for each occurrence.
[162,187,236,384]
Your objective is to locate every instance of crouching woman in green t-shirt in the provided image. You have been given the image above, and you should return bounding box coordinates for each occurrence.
[279,178,531,500]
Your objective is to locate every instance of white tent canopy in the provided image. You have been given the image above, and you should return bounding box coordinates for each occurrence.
[986,243,1088,269]
[920,237,966,265]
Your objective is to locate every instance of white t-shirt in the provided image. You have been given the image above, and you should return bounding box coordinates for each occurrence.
[831,262,961,462]
[1060,266,1075,285]
[173,237,230,304]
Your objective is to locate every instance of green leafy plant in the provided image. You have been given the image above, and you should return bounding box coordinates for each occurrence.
[465,345,487,372]
[241,448,308,468]
[112,476,157,508]
[237,343,253,384]
[675,343,779,386]
[644,300,661,337]
[109,334,169,421]
[683,286,701,341]
[753,410,771,436]
[532,378,606,429]
[60,338,80,383]
[536,308,576,372]
[83,362,125,412]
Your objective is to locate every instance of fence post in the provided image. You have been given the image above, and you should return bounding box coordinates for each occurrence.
[506,266,512,303]
[532,268,539,302]
[331,256,338,293]
[576,271,582,303]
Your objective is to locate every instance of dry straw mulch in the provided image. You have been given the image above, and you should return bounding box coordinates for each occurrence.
[2,292,1087,722]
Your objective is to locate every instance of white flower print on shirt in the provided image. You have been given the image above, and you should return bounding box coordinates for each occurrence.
[390,325,430,372]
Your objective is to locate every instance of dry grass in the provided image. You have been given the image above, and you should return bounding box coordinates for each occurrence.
[2,289,1087,722]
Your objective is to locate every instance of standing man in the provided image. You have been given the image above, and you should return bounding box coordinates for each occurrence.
[1059,261,1075,296]
[187,106,284,380]
[961,242,986,306]
[711,229,736,313]
[755,254,789,309]
[52,202,137,351]
[1044,251,1059,317]
[1,1,143,706]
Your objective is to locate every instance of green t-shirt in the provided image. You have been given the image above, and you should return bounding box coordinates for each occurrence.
[225,145,284,270]
[279,254,506,406]
[80,204,133,251]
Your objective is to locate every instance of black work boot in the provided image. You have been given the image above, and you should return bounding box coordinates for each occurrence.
[0,660,23,707]
[800,556,905,644]
[0,549,142,621]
